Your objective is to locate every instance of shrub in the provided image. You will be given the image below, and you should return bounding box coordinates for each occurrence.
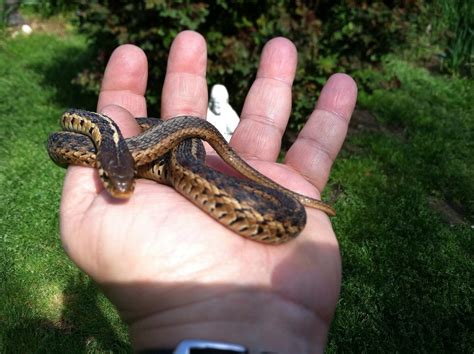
[435,0,473,76]
[73,0,425,137]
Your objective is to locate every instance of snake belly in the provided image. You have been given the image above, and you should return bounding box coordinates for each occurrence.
[48,109,335,244]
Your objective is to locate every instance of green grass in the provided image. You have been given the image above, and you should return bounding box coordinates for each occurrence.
[0,33,130,352]
[0,29,472,352]
[328,59,473,352]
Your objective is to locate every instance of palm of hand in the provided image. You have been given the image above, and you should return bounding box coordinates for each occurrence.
[62,158,337,316]
[58,32,356,333]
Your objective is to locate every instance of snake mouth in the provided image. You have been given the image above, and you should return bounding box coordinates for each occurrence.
[98,164,135,199]
[110,190,133,199]
[109,179,135,199]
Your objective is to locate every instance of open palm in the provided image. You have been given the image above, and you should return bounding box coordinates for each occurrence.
[59,31,357,351]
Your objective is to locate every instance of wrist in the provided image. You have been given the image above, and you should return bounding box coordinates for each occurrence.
[125,286,328,354]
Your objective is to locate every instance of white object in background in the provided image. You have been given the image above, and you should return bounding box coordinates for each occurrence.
[206,84,240,142]
[21,24,33,35]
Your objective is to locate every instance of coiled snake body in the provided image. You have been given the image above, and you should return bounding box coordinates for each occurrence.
[48,109,335,244]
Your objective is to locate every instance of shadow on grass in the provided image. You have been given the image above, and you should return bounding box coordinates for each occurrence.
[3,273,130,352]
[328,125,472,351]
[30,38,98,112]
[2,240,340,352]
[327,175,472,351]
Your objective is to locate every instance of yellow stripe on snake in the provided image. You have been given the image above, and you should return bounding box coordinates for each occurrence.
[47,109,335,244]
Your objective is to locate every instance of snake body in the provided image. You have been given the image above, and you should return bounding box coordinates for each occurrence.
[48,109,335,244]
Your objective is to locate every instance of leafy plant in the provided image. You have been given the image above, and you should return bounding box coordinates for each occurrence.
[435,0,473,76]
[73,0,426,139]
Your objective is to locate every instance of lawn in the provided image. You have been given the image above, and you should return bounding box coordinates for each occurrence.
[0,28,472,352]
[328,59,473,352]
[0,32,130,352]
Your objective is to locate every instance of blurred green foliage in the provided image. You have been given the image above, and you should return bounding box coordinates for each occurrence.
[17,0,471,133]
[69,1,425,126]
[434,0,473,76]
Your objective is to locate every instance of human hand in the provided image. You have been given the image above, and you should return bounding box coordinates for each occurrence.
[59,31,357,353]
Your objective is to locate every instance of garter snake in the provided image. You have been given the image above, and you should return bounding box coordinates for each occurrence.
[48,109,335,244]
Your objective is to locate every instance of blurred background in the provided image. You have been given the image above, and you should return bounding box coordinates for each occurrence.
[0,1,472,352]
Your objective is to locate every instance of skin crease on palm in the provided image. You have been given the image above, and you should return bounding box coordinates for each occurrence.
[58,31,357,353]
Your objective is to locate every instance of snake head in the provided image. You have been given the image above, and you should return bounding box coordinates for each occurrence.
[98,150,136,199]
